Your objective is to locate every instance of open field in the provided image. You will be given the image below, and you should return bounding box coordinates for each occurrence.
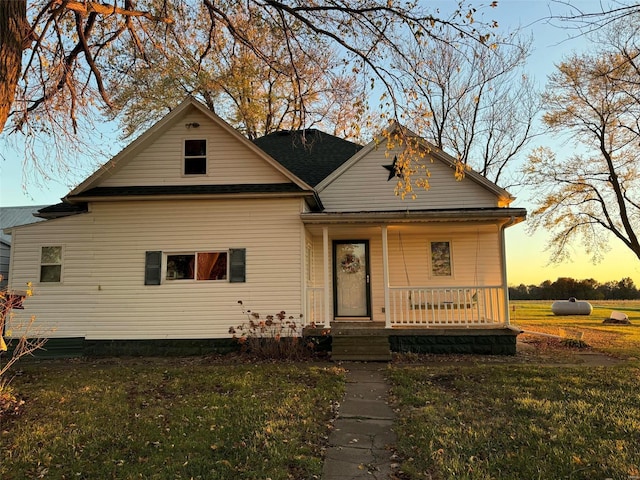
[510,300,640,358]
[1,358,344,480]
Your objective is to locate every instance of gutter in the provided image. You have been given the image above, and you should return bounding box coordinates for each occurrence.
[301,208,527,224]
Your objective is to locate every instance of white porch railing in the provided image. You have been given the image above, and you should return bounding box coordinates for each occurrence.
[305,285,507,327]
[389,286,505,327]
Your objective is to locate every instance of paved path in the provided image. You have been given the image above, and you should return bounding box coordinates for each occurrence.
[322,362,397,480]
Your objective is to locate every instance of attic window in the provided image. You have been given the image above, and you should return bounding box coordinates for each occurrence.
[184,139,207,175]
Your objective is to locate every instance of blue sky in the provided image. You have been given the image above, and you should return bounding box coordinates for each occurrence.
[1,0,639,286]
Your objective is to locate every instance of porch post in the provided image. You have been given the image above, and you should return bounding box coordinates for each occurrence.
[323,226,331,326]
[381,225,391,328]
[500,220,512,326]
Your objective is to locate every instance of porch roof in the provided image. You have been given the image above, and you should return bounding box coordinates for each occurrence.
[300,207,526,225]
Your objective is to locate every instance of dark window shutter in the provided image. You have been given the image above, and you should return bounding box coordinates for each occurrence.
[145,251,162,285]
[229,248,246,283]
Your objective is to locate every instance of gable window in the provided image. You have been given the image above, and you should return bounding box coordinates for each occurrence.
[184,139,207,175]
[40,246,62,282]
[166,251,227,281]
[429,241,452,277]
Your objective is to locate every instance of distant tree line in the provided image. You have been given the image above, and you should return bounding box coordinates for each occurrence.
[509,277,640,301]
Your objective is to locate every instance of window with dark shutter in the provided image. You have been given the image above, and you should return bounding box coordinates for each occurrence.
[145,251,162,285]
[229,248,246,283]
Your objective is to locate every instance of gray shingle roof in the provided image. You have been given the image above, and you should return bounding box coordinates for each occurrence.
[36,202,88,219]
[253,129,363,187]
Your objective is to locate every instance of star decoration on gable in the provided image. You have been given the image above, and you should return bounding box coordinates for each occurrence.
[383,156,403,181]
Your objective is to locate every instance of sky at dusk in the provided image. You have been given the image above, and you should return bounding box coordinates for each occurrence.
[1,1,638,287]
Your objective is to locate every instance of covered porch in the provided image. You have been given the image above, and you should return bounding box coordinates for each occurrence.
[302,212,518,330]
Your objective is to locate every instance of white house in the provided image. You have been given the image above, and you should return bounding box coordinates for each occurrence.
[5,97,526,358]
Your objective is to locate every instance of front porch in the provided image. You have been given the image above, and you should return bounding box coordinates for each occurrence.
[302,221,513,330]
[301,220,519,358]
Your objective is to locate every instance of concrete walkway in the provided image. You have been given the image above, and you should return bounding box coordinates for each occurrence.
[322,362,398,480]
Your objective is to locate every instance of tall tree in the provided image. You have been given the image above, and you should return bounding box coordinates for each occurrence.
[0,0,27,131]
[394,29,539,186]
[106,1,363,141]
[0,0,499,136]
[525,18,640,264]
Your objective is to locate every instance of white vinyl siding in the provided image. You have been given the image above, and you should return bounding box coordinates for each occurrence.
[98,110,289,187]
[319,147,500,212]
[7,198,304,340]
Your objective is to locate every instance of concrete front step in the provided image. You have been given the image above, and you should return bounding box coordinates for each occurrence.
[331,353,392,362]
[331,335,392,362]
[331,321,389,337]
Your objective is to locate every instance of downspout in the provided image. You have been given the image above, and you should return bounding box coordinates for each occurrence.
[499,216,517,326]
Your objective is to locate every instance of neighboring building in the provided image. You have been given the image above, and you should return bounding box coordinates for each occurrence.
[0,206,45,289]
[5,98,526,357]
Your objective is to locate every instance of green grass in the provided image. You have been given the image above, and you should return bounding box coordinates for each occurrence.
[510,300,640,358]
[4,302,640,480]
[1,358,344,480]
[389,300,640,479]
[389,364,640,480]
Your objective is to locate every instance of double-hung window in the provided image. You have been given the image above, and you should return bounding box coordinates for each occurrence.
[184,139,207,175]
[40,246,62,282]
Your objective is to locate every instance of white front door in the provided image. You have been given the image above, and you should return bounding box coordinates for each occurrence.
[333,241,370,318]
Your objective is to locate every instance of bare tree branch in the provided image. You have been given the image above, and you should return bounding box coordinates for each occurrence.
[50,0,174,24]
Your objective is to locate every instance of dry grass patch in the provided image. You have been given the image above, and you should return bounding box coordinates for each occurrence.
[1,357,344,480]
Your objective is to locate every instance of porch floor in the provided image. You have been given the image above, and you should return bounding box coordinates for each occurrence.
[303,322,521,336]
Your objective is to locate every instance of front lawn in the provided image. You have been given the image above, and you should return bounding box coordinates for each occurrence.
[1,358,344,480]
[388,300,640,479]
[389,363,640,479]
